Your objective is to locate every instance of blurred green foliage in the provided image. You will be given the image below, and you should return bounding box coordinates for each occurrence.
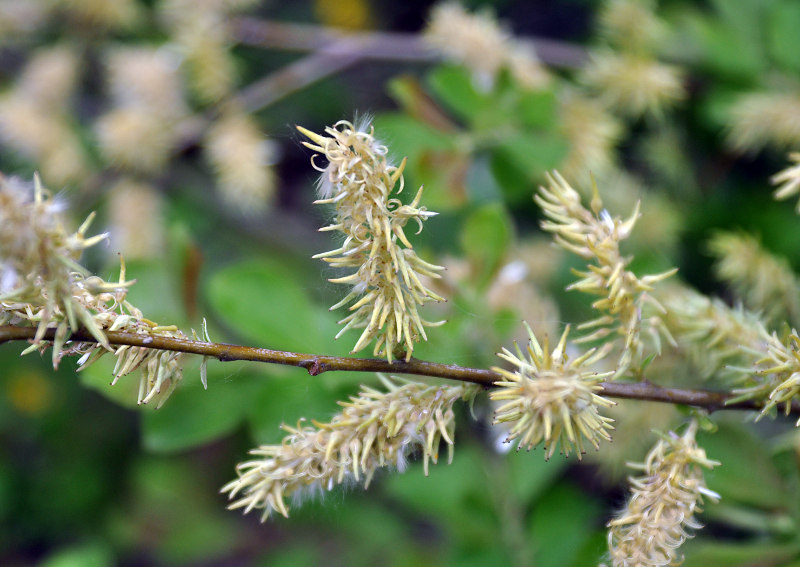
[3,0,800,565]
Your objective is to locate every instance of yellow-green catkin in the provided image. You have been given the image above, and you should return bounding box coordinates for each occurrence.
[222,378,478,520]
[0,174,203,407]
[298,120,445,362]
[536,172,677,372]
[491,322,616,459]
[604,422,719,567]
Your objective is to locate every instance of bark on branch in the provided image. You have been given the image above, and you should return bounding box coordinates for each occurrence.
[1,325,795,416]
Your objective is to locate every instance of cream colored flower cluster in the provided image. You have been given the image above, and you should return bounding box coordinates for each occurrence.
[423,2,549,91]
[205,107,275,215]
[736,328,800,425]
[490,322,615,459]
[0,44,89,186]
[222,379,478,520]
[0,174,110,348]
[298,120,445,362]
[708,232,800,327]
[0,174,198,407]
[96,46,187,175]
[657,284,765,383]
[582,0,684,119]
[536,172,677,370]
[605,422,719,567]
[727,93,800,153]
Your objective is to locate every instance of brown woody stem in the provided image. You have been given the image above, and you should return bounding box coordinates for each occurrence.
[0,325,795,415]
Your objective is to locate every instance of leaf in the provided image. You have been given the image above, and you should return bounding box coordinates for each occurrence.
[244,369,349,444]
[382,442,497,541]
[766,1,800,73]
[459,203,513,288]
[507,450,569,503]
[517,89,559,130]
[207,257,343,354]
[684,11,765,80]
[373,112,467,211]
[39,544,114,567]
[427,65,493,124]
[529,482,603,567]
[141,369,261,452]
[682,540,800,567]
[697,420,787,510]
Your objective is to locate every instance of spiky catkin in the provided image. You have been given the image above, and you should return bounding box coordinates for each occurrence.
[0,174,110,348]
[490,322,615,460]
[582,51,684,119]
[423,1,548,91]
[605,421,719,567]
[205,108,275,214]
[597,0,665,53]
[656,283,767,383]
[0,45,89,186]
[96,47,186,174]
[727,91,800,153]
[536,172,677,371]
[222,378,478,520]
[708,232,800,328]
[0,174,204,407]
[734,327,800,425]
[298,120,445,362]
[559,90,623,181]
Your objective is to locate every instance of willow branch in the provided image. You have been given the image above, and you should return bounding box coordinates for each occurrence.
[230,17,589,69]
[227,18,588,115]
[1,325,796,416]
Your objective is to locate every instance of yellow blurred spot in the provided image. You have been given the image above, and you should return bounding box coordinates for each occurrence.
[7,370,53,415]
[314,0,372,30]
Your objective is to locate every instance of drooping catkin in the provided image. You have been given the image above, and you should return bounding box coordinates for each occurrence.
[222,378,478,520]
[604,422,719,567]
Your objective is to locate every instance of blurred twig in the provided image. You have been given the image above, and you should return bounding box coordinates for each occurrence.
[1,324,795,415]
[229,17,587,114]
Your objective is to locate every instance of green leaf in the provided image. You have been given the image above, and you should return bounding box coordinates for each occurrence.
[141,369,261,452]
[508,450,569,503]
[682,540,800,567]
[39,544,114,567]
[460,203,513,287]
[697,420,787,510]
[529,482,603,567]
[244,369,349,443]
[382,442,497,542]
[256,547,320,567]
[496,131,569,176]
[684,11,765,80]
[207,257,342,354]
[517,89,559,130]
[373,112,467,212]
[427,65,492,124]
